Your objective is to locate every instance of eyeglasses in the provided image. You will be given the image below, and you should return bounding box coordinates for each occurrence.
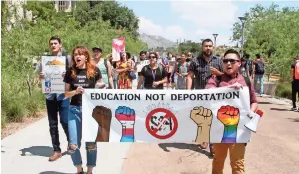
[149,56,156,59]
[222,59,240,64]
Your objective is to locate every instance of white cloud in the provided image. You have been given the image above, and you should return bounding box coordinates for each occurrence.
[170,1,239,45]
[170,1,238,28]
[195,29,211,37]
[138,16,185,42]
[138,16,163,36]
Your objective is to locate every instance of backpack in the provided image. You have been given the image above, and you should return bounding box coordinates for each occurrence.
[295,62,299,80]
[255,61,264,74]
[178,62,189,73]
[144,64,164,74]
[246,60,253,75]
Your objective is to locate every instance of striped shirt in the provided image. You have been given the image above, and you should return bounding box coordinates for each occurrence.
[188,55,223,89]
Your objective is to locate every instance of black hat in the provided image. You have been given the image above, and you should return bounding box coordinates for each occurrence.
[92,47,102,52]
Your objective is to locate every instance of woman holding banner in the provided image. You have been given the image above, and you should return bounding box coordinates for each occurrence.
[64,46,104,174]
[116,51,134,89]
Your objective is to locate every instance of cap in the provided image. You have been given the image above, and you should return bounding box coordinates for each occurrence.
[92,47,102,52]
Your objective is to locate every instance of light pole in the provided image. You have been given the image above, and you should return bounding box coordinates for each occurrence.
[238,16,247,57]
[212,33,218,48]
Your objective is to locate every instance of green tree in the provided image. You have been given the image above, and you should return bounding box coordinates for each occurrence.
[1,1,147,127]
[231,4,299,79]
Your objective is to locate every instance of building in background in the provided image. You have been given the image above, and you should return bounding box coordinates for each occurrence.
[54,0,76,12]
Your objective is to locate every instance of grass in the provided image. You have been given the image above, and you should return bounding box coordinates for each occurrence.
[1,77,45,127]
[275,80,292,100]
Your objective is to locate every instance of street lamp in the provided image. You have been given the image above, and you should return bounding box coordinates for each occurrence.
[238,16,247,57]
[212,33,218,48]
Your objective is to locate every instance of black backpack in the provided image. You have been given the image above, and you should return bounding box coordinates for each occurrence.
[246,60,253,75]
[255,61,264,74]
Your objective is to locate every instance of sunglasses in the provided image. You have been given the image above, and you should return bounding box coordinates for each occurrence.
[222,59,240,64]
[149,56,156,59]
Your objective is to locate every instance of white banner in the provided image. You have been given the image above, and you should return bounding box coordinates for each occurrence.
[41,56,66,93]
[82,88,253,143]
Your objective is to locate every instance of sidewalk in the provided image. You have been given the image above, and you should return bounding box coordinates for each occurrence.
[2,96,298,174]
[1,117,132,174]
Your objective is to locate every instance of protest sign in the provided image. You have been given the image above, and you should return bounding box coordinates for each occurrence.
[112,38,125,61]
[168,61,176,73]
[136,60,150,72]
[41,56,66,93]
[82,88,253,143]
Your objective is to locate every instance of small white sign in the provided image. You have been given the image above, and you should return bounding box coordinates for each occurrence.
[41,56,66,93]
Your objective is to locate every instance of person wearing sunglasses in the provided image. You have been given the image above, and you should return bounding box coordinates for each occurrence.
[137,52,168,89]
[205,49,258,174]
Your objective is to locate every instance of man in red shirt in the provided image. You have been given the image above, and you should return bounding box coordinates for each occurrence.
[205,49,258,174]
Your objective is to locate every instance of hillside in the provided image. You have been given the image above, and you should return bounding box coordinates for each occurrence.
[139,33,176,49]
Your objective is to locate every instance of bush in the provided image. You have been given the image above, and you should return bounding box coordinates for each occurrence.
[275,81,292,100]
[1,2,147,127]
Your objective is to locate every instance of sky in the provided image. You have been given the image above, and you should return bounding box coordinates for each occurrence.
[118,0,299,46]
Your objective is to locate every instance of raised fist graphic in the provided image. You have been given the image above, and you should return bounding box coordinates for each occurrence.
[115,106,136,142]
[190,106,213,143]
[217,105,240,126]
[217,105,240,143]
[92,106,112,142]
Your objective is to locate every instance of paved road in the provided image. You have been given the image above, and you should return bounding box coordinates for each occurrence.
[2,95,298,174]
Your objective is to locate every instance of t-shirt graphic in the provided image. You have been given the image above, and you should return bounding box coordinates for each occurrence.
[64,67,101,106]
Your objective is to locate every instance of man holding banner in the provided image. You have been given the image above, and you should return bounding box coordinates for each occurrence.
[187,38,223,153]
[206,49,258,174]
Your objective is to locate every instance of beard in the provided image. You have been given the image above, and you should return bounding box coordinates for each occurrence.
[203,50,212,57]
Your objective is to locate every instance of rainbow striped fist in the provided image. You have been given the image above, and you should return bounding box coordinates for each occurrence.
[115,106,136,142]
[92,106,112,142]
[217,105,240,143]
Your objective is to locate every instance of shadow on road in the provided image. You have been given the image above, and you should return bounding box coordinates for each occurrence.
[19,146,68,157]
[258,102,273,104]
[287,118,299,122]
[40,172,72,174]
[270,108,290,111]
[158,143,213,159]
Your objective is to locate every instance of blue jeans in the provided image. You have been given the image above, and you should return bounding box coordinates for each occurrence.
[68,105,97,167]
[113,79,117,89]
[254,74,264,94]
[137,75,144,89]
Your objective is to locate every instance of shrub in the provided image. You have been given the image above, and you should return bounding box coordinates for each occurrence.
[275,81,292,100]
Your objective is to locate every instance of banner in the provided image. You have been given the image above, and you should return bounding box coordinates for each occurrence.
[112,38,125,61]
[82,88,253,143]
[41,56,66,93]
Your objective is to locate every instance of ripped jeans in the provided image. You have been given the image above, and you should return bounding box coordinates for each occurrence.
[68,105,97,167]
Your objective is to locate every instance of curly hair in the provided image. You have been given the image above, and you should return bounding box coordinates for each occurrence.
[71,46,96,79]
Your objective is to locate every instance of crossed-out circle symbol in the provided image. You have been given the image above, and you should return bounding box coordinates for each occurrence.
[145,108,178,139]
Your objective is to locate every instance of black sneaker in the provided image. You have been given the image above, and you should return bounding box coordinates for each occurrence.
[291,107,297,111]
